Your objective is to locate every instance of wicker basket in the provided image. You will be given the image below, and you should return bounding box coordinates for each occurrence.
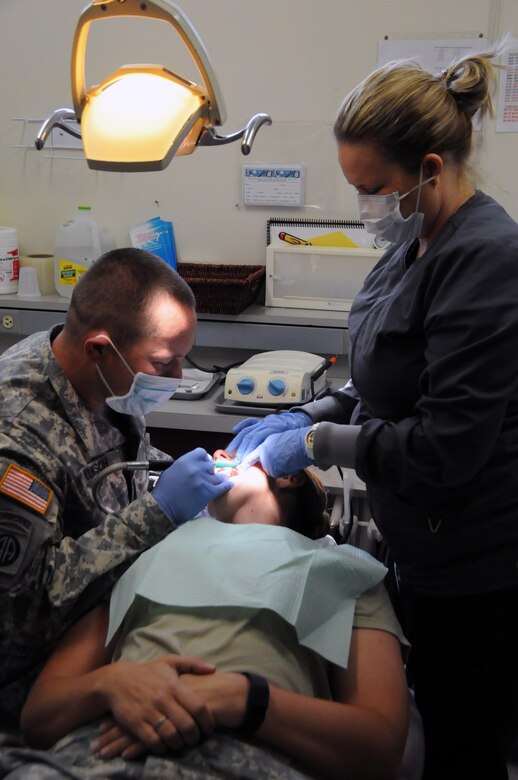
[177,263,265,315]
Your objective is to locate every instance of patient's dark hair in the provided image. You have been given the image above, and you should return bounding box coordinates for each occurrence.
[64,248,196,349]
[282,469,330,540]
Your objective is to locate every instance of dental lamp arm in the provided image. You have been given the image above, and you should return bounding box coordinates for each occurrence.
[34,108,80,151]
[198,113,272,155]
[71,0,226,126]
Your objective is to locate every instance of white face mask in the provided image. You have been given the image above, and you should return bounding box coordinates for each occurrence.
[357,168,435,244]
[96,336,181,417]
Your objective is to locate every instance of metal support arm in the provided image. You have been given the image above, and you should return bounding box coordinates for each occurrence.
[198,112,272,155]
[34,108,80,150]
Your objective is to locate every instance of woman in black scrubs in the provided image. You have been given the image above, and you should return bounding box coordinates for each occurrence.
[229,45,518,780]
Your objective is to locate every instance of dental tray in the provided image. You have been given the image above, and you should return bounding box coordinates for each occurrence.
[174,369,223,400]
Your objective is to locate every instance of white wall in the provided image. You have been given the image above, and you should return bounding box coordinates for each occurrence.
[0,0,517,265]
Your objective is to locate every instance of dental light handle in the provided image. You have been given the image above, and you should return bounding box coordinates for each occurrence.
[198,113,272,155]
[91,459,173,515]
[35,108,80,151]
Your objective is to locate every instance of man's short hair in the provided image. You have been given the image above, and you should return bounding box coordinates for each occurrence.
[64,248,196,348]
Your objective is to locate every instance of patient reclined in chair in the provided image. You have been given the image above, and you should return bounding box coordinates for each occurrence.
[0,455,423,779]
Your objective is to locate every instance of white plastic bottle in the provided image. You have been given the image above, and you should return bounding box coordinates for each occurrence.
[54,206,116,298]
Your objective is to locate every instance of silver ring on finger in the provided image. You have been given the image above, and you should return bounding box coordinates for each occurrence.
[154,715,168,731]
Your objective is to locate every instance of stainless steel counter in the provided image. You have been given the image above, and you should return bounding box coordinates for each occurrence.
[0,296,348,353]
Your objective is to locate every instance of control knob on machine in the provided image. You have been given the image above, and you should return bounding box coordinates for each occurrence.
[236,377,255,395]
[267,378,287,397]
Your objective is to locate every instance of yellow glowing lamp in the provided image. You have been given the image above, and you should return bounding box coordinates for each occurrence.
[36,0,271,172]
[81,65,209,169]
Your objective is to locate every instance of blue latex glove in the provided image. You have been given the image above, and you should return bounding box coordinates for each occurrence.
[227,410,312,462]
[243,427,313,477]
[153,447,233,525]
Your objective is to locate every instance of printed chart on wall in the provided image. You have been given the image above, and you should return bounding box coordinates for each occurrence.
[266,218,384,250]
[496,41,518,132]
[243,164,305,207]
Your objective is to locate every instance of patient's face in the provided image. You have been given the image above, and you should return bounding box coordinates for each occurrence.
[207,450,296,525]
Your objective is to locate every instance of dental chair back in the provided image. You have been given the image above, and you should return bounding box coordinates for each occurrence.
[331,468,425,780]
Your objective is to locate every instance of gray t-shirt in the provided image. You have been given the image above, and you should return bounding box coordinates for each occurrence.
[115,582,408,701]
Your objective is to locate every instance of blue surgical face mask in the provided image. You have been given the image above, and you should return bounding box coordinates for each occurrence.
[357,167,435,244]
[96,335,181,417]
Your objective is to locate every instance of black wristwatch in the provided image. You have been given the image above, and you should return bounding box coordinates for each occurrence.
[238,672,270,733]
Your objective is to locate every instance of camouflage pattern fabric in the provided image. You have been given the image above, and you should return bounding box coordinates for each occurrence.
[0,328,173,715]
[0,723,317,779]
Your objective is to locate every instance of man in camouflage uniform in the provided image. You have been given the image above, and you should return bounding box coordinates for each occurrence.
[0,248,231,721]
[0,727,314,779]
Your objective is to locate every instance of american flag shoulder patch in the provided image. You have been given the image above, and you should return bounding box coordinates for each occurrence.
[0,464,53,515]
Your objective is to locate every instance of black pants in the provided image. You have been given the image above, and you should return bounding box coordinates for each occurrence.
[397,580,518,780]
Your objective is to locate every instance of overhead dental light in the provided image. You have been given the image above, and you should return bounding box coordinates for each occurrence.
[35,0,271,171]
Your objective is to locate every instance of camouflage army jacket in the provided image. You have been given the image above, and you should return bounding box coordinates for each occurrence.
[0,327,173,715]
